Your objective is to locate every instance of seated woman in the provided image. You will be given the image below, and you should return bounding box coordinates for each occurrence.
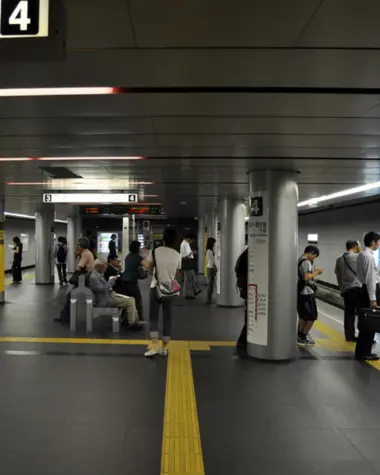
[89,258,143,330]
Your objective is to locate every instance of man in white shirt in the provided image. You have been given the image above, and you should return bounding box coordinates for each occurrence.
[180,235,201,300]
[355,231,380,361]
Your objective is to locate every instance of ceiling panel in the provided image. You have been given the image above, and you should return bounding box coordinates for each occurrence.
[129,0,320,47]
[298,0,380,47]
[277,50,380,88]
[65,0,136,48]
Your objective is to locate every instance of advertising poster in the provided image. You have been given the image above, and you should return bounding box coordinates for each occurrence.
[20,233,29,252]
[97,232,118,255]
[247,192,269,346]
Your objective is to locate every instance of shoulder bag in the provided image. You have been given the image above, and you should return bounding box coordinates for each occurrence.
[153,249,181,300]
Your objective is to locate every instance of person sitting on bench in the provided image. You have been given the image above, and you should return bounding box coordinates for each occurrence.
[89,258,143,330]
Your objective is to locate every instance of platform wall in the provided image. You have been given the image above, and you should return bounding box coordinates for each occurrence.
[298,201,380,286]
[4,218,67,271]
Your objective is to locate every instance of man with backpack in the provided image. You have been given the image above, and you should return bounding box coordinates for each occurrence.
[54,236,68,286]
[235,248,248,355]
[335,240,362,342]
[297,245,323,347]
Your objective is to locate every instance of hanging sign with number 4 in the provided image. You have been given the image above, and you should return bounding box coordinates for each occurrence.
[0,0,49,38]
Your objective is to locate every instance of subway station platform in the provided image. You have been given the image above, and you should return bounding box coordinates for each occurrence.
[1,275,380,475]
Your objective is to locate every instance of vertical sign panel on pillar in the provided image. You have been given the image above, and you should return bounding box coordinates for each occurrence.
[247,193,269,346]
[216,222,221,294]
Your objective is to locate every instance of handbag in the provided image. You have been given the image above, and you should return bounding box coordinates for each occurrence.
[358,308,380,333]
[137,266,148,280]
[69,269,88,286]
[181,257,196,270]
[153,249,181,300]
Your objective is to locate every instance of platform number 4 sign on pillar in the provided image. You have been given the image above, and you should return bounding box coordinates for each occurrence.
[0,0,49,38]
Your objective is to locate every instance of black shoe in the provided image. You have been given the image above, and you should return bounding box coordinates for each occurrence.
[59,282,63,286]
[185,296,195,300]
[355,353,380,361]
[346,337,357,342]
[195,290,202,296]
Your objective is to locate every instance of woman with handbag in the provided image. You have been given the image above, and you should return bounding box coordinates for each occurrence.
[206,237,217,304]
[122,240,149,324]
[143,228,182,357]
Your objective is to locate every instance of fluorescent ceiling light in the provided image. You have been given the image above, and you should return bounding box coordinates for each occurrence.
[38,156,143,161]
[7,180,153,186]
[4,211,67,223]
[298,181,380,208]
[0,158,33,162]
[0,87,114,97]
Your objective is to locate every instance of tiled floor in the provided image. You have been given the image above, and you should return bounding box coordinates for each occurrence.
[1,276,380,474]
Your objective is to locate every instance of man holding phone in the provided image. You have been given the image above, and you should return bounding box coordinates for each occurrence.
[355,232,380,361]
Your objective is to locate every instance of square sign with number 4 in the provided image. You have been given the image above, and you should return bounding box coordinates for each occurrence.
[0,0,49,38]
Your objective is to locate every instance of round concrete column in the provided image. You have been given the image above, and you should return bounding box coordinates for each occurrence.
[216,198,245,307]
[247,170,298,361]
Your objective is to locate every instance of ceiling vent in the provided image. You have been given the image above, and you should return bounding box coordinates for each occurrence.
[39,167,83,179]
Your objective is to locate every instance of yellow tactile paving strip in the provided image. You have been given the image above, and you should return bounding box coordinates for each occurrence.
[161,341,204,475]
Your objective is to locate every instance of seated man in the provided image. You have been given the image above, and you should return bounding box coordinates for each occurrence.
[89,258,143,330]
[104,256,124,294]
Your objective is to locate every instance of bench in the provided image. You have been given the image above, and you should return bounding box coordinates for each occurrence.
[69,275,122,333]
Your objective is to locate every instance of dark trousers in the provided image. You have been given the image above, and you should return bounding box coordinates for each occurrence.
[56,264,67,284]
[355,285,376,359]
[207,267,216,303]
[237,302,248,350]
[12,261,22,283]
[124,282,144,321]
[149,288,173,341]
[342,287,360,340]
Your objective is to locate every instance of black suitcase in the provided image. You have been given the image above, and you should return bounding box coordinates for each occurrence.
[358,308,380,333]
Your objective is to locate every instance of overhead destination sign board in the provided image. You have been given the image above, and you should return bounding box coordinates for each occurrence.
[43,193,138,204]
[0,0,49,38]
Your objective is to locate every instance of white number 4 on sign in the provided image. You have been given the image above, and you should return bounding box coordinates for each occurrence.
[9,1,31,31]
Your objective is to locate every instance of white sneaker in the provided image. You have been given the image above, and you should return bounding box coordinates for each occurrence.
[144,347,160,357]
[160,347,168,357]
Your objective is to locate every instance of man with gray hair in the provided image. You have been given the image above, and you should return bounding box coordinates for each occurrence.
[77,237,95,272]
[89,258,143,330]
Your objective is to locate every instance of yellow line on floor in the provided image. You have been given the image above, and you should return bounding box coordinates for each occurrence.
[161,341,205,475]
[5,273,35,286]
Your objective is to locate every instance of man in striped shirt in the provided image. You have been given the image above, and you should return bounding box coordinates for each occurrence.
[355,231,380,361]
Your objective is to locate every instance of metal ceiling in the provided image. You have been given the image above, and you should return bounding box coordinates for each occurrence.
[2,0,380,218]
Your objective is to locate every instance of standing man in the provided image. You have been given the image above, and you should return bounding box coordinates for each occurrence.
[297,245,323,347]
[335,240,362,342]
[180,234,201,300]
[355,231,380,361]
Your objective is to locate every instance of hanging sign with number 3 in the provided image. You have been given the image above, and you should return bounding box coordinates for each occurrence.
[0,0,49,38]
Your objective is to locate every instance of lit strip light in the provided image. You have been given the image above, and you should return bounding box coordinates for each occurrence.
[0,87,115,97]
[4,212,67,224]
[298,181,380,208]
[0,156,143,162]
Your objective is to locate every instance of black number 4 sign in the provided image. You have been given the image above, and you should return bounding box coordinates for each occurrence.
[250,196,263,217]
[0,0,40,36]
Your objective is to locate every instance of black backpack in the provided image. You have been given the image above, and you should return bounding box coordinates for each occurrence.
[57,245,66,264]
[297,258,317,294]
[235,249,248,299]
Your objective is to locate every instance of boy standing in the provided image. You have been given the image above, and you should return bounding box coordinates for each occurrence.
[297,245,323,346]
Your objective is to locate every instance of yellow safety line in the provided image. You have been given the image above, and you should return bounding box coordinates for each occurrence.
[161,341,205,475]
[5,273,35,286]
[314,320,380,371]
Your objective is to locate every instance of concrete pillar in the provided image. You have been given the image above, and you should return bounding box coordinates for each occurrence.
[206,209,217,239]
[35,203,55,284]
[247,170,298,361]
[197,215,205,274]
[0,196,4,303]
[67,206,79,274]
[122,216,130,269]
[216,198,245,307]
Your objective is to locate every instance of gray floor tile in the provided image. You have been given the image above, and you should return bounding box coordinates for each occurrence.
[344,430,380,461]
[275,428,363,461]
[324,405,380,430]
[287,461,379,475]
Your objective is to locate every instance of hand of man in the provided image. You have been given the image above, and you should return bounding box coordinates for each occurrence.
[370,300,377,309]
[315,268,323,275]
